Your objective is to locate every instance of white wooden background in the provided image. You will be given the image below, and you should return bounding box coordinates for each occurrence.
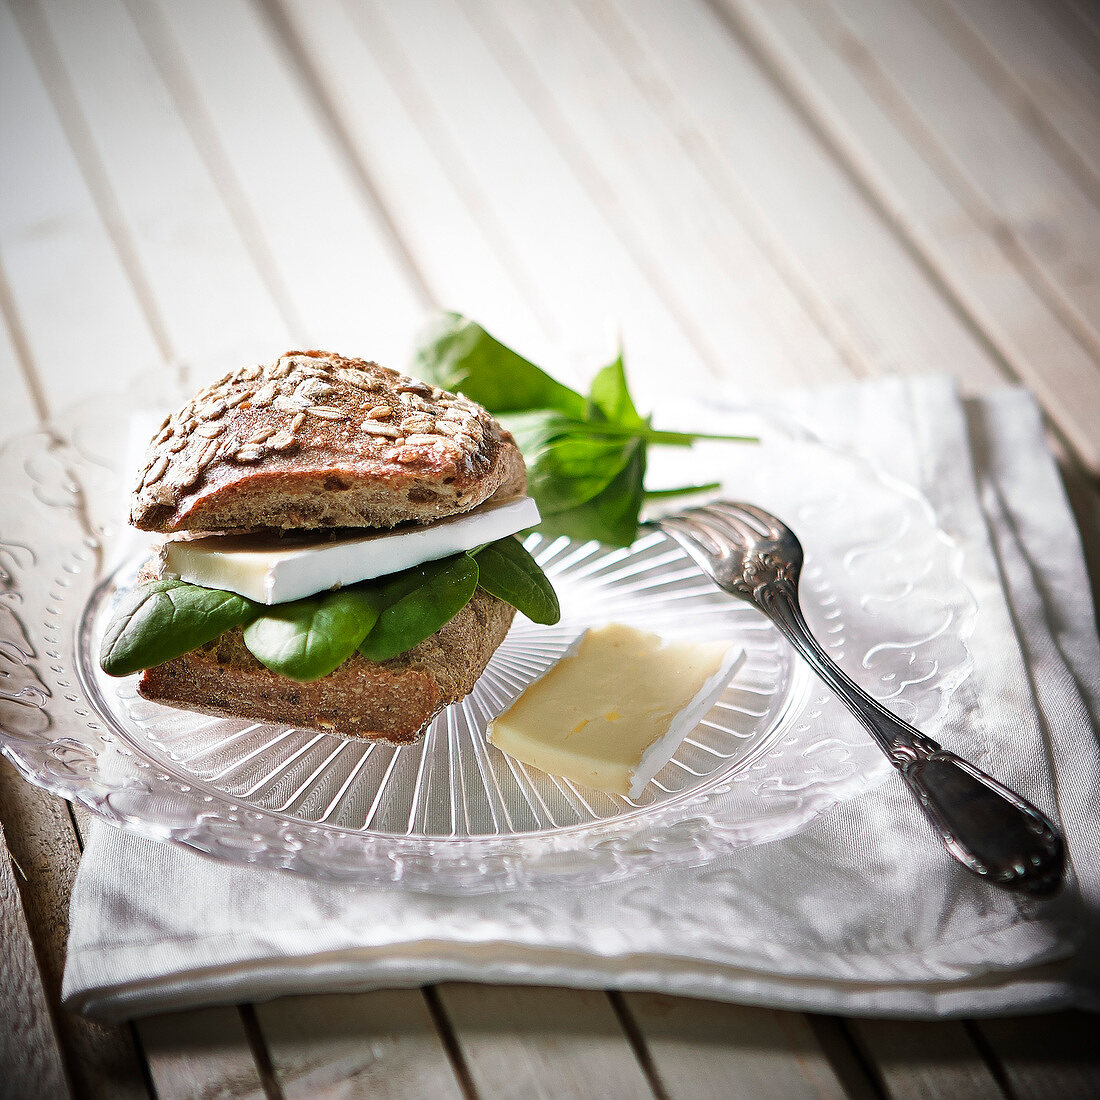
[2,0,1099,1096]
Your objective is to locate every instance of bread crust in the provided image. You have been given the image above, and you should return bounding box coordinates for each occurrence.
[132,351,525,533]
[137,589,516,743]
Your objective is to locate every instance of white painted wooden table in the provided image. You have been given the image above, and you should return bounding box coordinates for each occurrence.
[2,1,1099,1096]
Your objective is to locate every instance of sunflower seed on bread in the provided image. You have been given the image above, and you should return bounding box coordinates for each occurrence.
[130,350,525,533]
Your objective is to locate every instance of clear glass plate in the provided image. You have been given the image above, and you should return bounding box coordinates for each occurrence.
[0,378,976,891]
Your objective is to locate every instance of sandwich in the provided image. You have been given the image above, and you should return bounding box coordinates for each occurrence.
[101,350,559,743]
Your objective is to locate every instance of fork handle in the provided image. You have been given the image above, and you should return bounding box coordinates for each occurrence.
[760,583,1065,897]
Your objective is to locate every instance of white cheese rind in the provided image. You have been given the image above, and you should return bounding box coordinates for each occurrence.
[164,495,540,604]
[629,644,746,798]
[486,624,745,799]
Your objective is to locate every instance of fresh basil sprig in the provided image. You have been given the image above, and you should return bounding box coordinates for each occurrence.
[414,312,586,417]
[243,589,381,682]
[472,536,560,625]
[414,314,754,547]
[100,579,260,676]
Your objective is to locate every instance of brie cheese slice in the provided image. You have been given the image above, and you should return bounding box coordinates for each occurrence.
[164,495,540,604]
[487,623,745,799]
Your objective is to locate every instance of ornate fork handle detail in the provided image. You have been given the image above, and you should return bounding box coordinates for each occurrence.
[757,576,1064,896]
[655,503,1065,898]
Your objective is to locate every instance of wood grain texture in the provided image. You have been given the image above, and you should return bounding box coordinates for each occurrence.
[136,1007,268,1100]
[0,281,42,439]
[0,815,71,1100]
[35,0,289,375]
[0,280,148,1097]
[594,0,1004,389]
[931,0,1100,196]
[465,0,852,391]
[724,0,1100,472]
[0,762,150,1099]
[622,993,854,1100]
[2,1,1099,1096]
[823,0,1100,366]
[288,0,722,399]
[271,0,573,377]
[255,990,464,1098]
[974,1012,1100,1100]
[134,0,424,365]
[436,984,655,1099]
[0,0,163,406]
[849,1019,1002,1100]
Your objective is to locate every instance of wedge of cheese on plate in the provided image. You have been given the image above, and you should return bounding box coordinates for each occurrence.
[487,623,744,799]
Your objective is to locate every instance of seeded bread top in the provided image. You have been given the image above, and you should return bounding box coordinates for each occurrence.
[131,351,526,533]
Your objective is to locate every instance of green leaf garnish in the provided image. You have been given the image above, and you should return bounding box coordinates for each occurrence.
[586,353,645,429]
[644,481,722,499]
[537,437,647,547]
[472,537,560,625]
[243,588,381,682]
[100,579,260,677]
[414,313,586,417]
[358,553,480,662]
[413,313,756,546]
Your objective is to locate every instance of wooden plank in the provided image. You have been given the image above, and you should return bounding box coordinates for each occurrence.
[2,11,263,1093]
[822,0,1100,363]
[0,814,72,1100]
[463,0,851,392]
[1056,0,1100,63]
[35,0,290,377]
[621,993,853,1100]
[848,1019,1002,1100]
[0,762,151,1099]
[0,270,44,436]
[287,0,722,403]
[436,984,654,1098]
[269,0,558,375]
[974,1012,1100,1100]
[254,990,465,1098]
[0,0,162,411]
[136,1007,268,1100]
[131,0,424,366]
[931,0,1100,193]
[590,0,1004,391]
[1,265,148,1096]
[722,0,1100,470]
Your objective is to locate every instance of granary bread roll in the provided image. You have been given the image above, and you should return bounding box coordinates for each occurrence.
[138,589,515,743]
[103,350,557,744]
[131,350,527,533]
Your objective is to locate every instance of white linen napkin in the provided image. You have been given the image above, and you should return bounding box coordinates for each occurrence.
[62,377,1100,1021]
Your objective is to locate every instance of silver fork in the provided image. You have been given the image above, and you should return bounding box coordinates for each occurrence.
[652,501,1065,897]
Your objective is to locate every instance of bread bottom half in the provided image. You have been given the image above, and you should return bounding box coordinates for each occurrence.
[138,589,516,743]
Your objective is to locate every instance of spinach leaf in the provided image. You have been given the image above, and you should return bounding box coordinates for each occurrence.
[359,553,479,662]
[472,537,560,625]
[537,438,648,547]
[414,313,586,417]
[100,579,259,677]
[243,588,381,682]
